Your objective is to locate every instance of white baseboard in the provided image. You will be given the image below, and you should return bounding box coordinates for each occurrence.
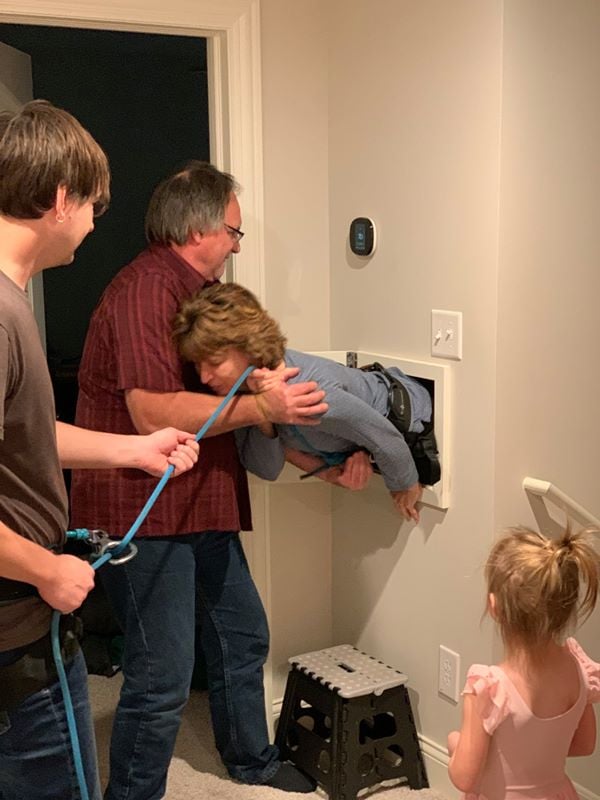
[575,783,600,800]
[418,734,457,798]
[272,702,599,800]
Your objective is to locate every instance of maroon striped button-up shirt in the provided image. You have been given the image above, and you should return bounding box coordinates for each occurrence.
[70,244,251,537]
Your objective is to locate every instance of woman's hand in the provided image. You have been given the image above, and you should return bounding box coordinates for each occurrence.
[390,482,423,522]
[321,451,374,491]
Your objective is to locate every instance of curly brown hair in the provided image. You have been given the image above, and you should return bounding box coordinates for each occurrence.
[173,282,286,369]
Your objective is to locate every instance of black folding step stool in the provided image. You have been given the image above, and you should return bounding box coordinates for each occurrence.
[275,645,429,800]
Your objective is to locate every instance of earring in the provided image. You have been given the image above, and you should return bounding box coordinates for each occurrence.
[56,214,65,224]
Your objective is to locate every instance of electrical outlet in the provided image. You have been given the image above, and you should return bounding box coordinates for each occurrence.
[438,645,460,702]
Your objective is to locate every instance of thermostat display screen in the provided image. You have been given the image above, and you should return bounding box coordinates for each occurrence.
[349,217,375,256]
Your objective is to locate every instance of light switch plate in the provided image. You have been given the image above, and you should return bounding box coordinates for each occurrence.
[431,310,462,360]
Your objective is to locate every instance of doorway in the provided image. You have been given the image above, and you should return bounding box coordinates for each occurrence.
[0,23,210,423]
[0,22,212,684]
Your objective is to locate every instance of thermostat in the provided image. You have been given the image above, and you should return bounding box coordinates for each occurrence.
[349,217,376,256]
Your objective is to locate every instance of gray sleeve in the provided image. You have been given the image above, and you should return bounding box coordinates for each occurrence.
[234,427,285,481]
[318,387,419,491]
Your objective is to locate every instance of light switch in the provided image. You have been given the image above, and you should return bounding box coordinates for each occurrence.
[431,310,462,360]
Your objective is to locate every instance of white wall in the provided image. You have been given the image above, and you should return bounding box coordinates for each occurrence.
[260,0,333,700]
[261,0,331,351]
[496,1,600,792]
[325,0,600,795]
[326,0,503,782]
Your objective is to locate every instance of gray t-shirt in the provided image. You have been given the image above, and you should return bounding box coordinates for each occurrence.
[0,270,67,650]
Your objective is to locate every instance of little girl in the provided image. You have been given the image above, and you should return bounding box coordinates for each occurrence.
[448,525,600,800]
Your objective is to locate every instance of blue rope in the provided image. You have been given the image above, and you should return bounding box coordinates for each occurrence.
[66,528,92,541]
[52,366,254,800]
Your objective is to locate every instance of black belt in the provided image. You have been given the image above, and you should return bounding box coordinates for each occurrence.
[0,577,38,605]
[0,615,81,712]
[0,542,64,605]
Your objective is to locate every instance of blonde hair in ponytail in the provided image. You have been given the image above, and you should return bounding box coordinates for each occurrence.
[485,526,600,649]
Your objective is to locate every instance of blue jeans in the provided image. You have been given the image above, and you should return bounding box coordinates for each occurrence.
[100,531,279,800]
[0,647,101,800]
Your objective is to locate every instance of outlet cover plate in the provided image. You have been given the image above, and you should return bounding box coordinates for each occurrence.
[438,645,460,703]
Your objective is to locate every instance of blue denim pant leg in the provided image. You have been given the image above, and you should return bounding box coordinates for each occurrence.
[0,648,101,800]
[194,531,279,784]
[99,536,197,800]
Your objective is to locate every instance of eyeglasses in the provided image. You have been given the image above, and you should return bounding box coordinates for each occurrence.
[224,223,245,243]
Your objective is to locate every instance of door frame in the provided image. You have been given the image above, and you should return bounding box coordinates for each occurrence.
[0,0,265,300]
[0,0,274,717]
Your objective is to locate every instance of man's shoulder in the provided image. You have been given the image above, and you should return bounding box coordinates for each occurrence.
[121,246,174,280]
[105,247,181,298]
[104,245,203,312]
[0,275,31,332]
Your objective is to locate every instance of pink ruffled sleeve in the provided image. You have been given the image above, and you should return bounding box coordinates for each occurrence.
[567,638,600,703]
[462,664,510,734]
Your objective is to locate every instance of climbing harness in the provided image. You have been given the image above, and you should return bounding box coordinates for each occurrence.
[51,365,254,800]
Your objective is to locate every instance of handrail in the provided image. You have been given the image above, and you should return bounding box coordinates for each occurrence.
[523,477,600,530]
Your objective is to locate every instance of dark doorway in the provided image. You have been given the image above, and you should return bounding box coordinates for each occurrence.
[0,24,210,424]
[0,26,210,667]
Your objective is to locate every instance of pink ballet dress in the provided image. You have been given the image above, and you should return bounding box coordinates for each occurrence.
[462,638,600,800]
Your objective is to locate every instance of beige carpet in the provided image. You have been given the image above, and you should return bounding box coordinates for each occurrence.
[89,674,448,800]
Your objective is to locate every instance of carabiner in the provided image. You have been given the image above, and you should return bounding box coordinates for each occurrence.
[98,539,139,566]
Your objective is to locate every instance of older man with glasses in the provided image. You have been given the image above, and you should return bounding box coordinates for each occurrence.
[70,161,326,798]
